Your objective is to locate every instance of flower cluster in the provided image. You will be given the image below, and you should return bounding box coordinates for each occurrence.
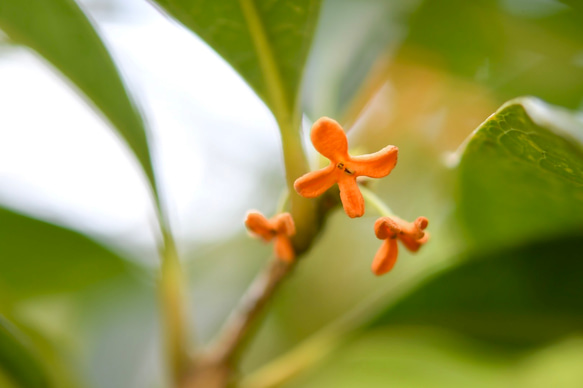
[245,117,429,274]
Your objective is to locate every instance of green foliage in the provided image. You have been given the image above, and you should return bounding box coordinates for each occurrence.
[457,98,583,249]
[372,234,583,345]
[0,0,158,197]
[0,316,50,388]
[404,0,583,109]
[0,207,134,303]
[2,0,583,387]
[151,0,321,121]
[286,328,583,388]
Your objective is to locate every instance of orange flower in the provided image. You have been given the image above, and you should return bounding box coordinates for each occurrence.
[245,211,296,262]
[371,216,429,275]
[294,117,398,218]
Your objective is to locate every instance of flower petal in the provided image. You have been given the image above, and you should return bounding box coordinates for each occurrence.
[399,233,425,252]
[274,235,295,262]
[371,238,398,275]
[396,216,428,239]
[415,216,429,231]
[245,211,274,241]
[338,176,364,218]
[350,145,398,178]
[311,117,349,162]
[400,227,430,251]
[294,164,337,198]
[273,213,296,236]
[374,217,399,239]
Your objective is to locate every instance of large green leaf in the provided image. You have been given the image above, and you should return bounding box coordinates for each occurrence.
[150,0,321,121]
[285,327,583,388]
[0,207,134,302]
[287,235,583,387]
[0,316,51,388]
[370,234,583,345]
[0,0,158,197]
[456,97,583,249]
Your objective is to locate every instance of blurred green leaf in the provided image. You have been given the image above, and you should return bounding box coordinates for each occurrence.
[402,0,583,109]
[370,234,583,345]
[405,0,505,79]
[151,0,321,120]
[302,0,405,119]
[285,327,583,388]
[0,0,158,197]
[456,97,583,249]
[0,207,134,302]
[0,316,50,388]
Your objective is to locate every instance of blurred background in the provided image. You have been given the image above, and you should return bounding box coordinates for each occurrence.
[1,0,583,387]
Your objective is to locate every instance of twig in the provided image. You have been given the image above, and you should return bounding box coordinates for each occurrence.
[182,258,295,387]
[209,258,293,364]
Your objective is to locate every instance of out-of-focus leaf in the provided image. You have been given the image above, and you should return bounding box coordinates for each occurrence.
[456,97,583,248]
[302,0,419,121]
[285,327,583,388]
[75,279,161,388]
[0,207,134,302]
[150,0,321,121]
[0,0,158,196]
[405,0,505,79]
[0,316,50,388]
[402,0,583,109]
[370,234,583,345]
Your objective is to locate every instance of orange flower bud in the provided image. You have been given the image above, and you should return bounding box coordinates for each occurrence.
[245,211,296,262]
[372,216,429,275]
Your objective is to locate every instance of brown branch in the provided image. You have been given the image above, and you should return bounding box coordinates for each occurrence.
[210,258,293,363]
[182,258,294,388]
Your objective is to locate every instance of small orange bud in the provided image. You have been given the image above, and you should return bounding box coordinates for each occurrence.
[245,211,296,262]
[372,216,429,275]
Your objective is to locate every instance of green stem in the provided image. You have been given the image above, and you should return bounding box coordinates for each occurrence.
[278,119,318,253]
[152,190,190,386]
[360,186,395,218]
[159,227,191,387]
[238,0,317,253]
[275,189,289,214]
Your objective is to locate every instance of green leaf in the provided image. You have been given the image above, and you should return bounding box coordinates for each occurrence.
[286,327,583,388]
[299,236,583,386]
[0,0,158,198]
[0,207,134,302]
[370,234,583,345]
[0,316,51,388]
[302,0,418,121]
[150,0,321,122]
[456,97,583,249]
[402,0,583,109]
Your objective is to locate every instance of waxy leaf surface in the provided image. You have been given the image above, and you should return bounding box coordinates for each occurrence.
[456,97,583,248]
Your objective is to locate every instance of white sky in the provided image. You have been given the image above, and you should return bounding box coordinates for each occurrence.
[0,0,285,264]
